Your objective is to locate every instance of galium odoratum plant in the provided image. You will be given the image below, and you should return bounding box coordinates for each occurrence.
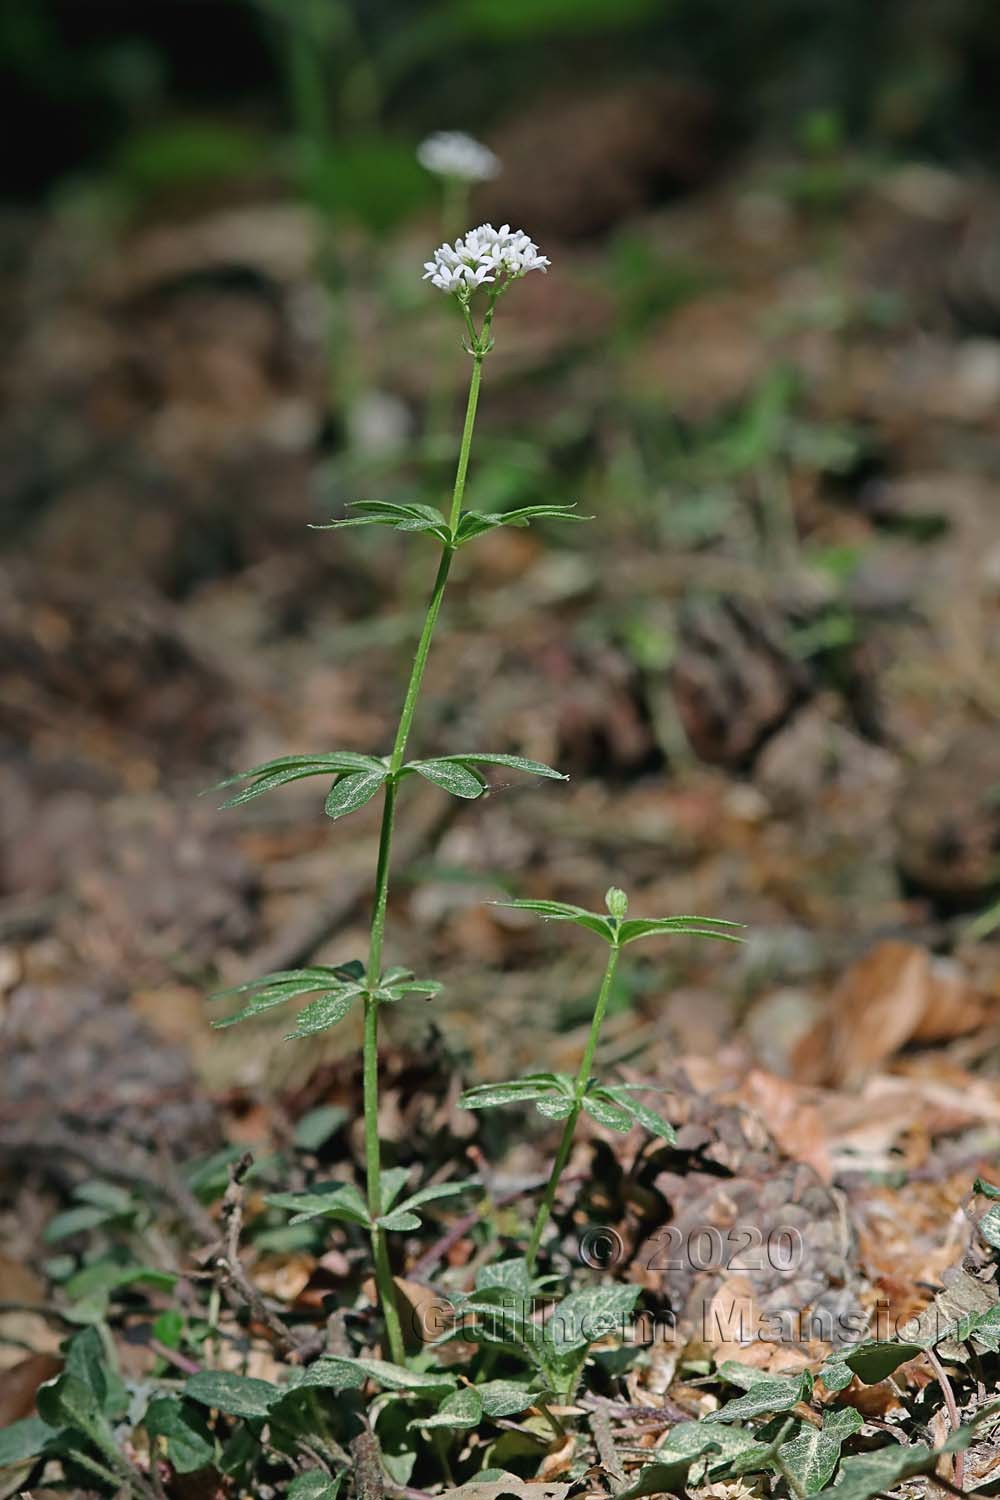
[461,886,743,1271]
[209,222,579,1365]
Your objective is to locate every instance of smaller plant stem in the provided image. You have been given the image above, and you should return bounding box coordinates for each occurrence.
[525,944,621,1271]
[359,340,485,1363]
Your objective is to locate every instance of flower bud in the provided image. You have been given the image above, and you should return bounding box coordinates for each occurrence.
[605,886,629,918]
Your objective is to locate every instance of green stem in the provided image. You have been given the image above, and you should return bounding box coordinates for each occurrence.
[525,944,621,1273]
[575,944,620,1096]
[389,549,454,774]
[449,351,483,531]
[360,351,484,1363]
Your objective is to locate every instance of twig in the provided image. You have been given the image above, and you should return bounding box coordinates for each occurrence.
[216,1153,301,1352]
[149,1338,202,1375]
[350,1419,386,1500]
[589,1401,625,1485]
[925,1346,966,1492]
[578,1391,691,1426]
[0,1299,75,1324]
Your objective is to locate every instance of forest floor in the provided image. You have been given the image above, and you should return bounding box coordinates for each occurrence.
[0,125,999,1493]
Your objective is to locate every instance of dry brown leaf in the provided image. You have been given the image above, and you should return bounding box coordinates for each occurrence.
[252,1253,315,1304]
[819,942,987,1086]
[828,942,930,1086]
[738,1069,833,1182]
[0,1257,61,1372]
[0,1352,63,1426]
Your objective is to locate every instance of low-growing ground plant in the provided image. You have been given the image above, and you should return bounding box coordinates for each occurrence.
[6,224,998,1500]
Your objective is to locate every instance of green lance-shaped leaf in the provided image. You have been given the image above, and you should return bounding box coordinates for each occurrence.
[600,1084,677,1143]
[401,753,566,801]
[266,1181,373,1229]
[535,1093,576,1119]
[580,1089,634,1132]
[459,1073,571,1110]
[312,499,451,544]
[374,967,442,1002]
[388,1180,480,1220]
[208,962,365,1029]
[453,502,591,547]
[211,752,386,808]
[491,899,618,943]
[617,915,746,946]
[325,766,389,820]
[368,1170,480,1231]
[379,1166,414,1213]
[408,759,487,799]
[492,889,743,949]
[284,985,364,1039]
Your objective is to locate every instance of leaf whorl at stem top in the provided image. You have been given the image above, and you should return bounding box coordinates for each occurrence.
[492,893,744,947]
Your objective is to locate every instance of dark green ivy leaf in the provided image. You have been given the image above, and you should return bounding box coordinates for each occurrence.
[409,1387,483,1432]
[778,1406,863,1495]
[287,1471,345,1500]
[184,1370,280,1419]
[820,1340,924,1392]
[705,1371,812,1422]
[144,1396,215,1475]
[287,1472,344,1500]
[0,1416,58,1469]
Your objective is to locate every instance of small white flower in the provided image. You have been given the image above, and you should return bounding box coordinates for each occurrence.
[417,131,501,183]
[423,222,550,295]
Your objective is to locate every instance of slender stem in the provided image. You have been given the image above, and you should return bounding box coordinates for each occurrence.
[525,1103,579,1274]
[360,350,485,1363]
[525,944,621,1272]
[449,353,483,531]
[575,945,621,1095]
[389,549,454,772]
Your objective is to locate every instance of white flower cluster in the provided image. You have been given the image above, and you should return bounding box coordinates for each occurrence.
[423,223,550,295]
[416,131,500,183]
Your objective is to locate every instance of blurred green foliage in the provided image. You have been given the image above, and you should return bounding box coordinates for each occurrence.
[4,0,1000,206]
